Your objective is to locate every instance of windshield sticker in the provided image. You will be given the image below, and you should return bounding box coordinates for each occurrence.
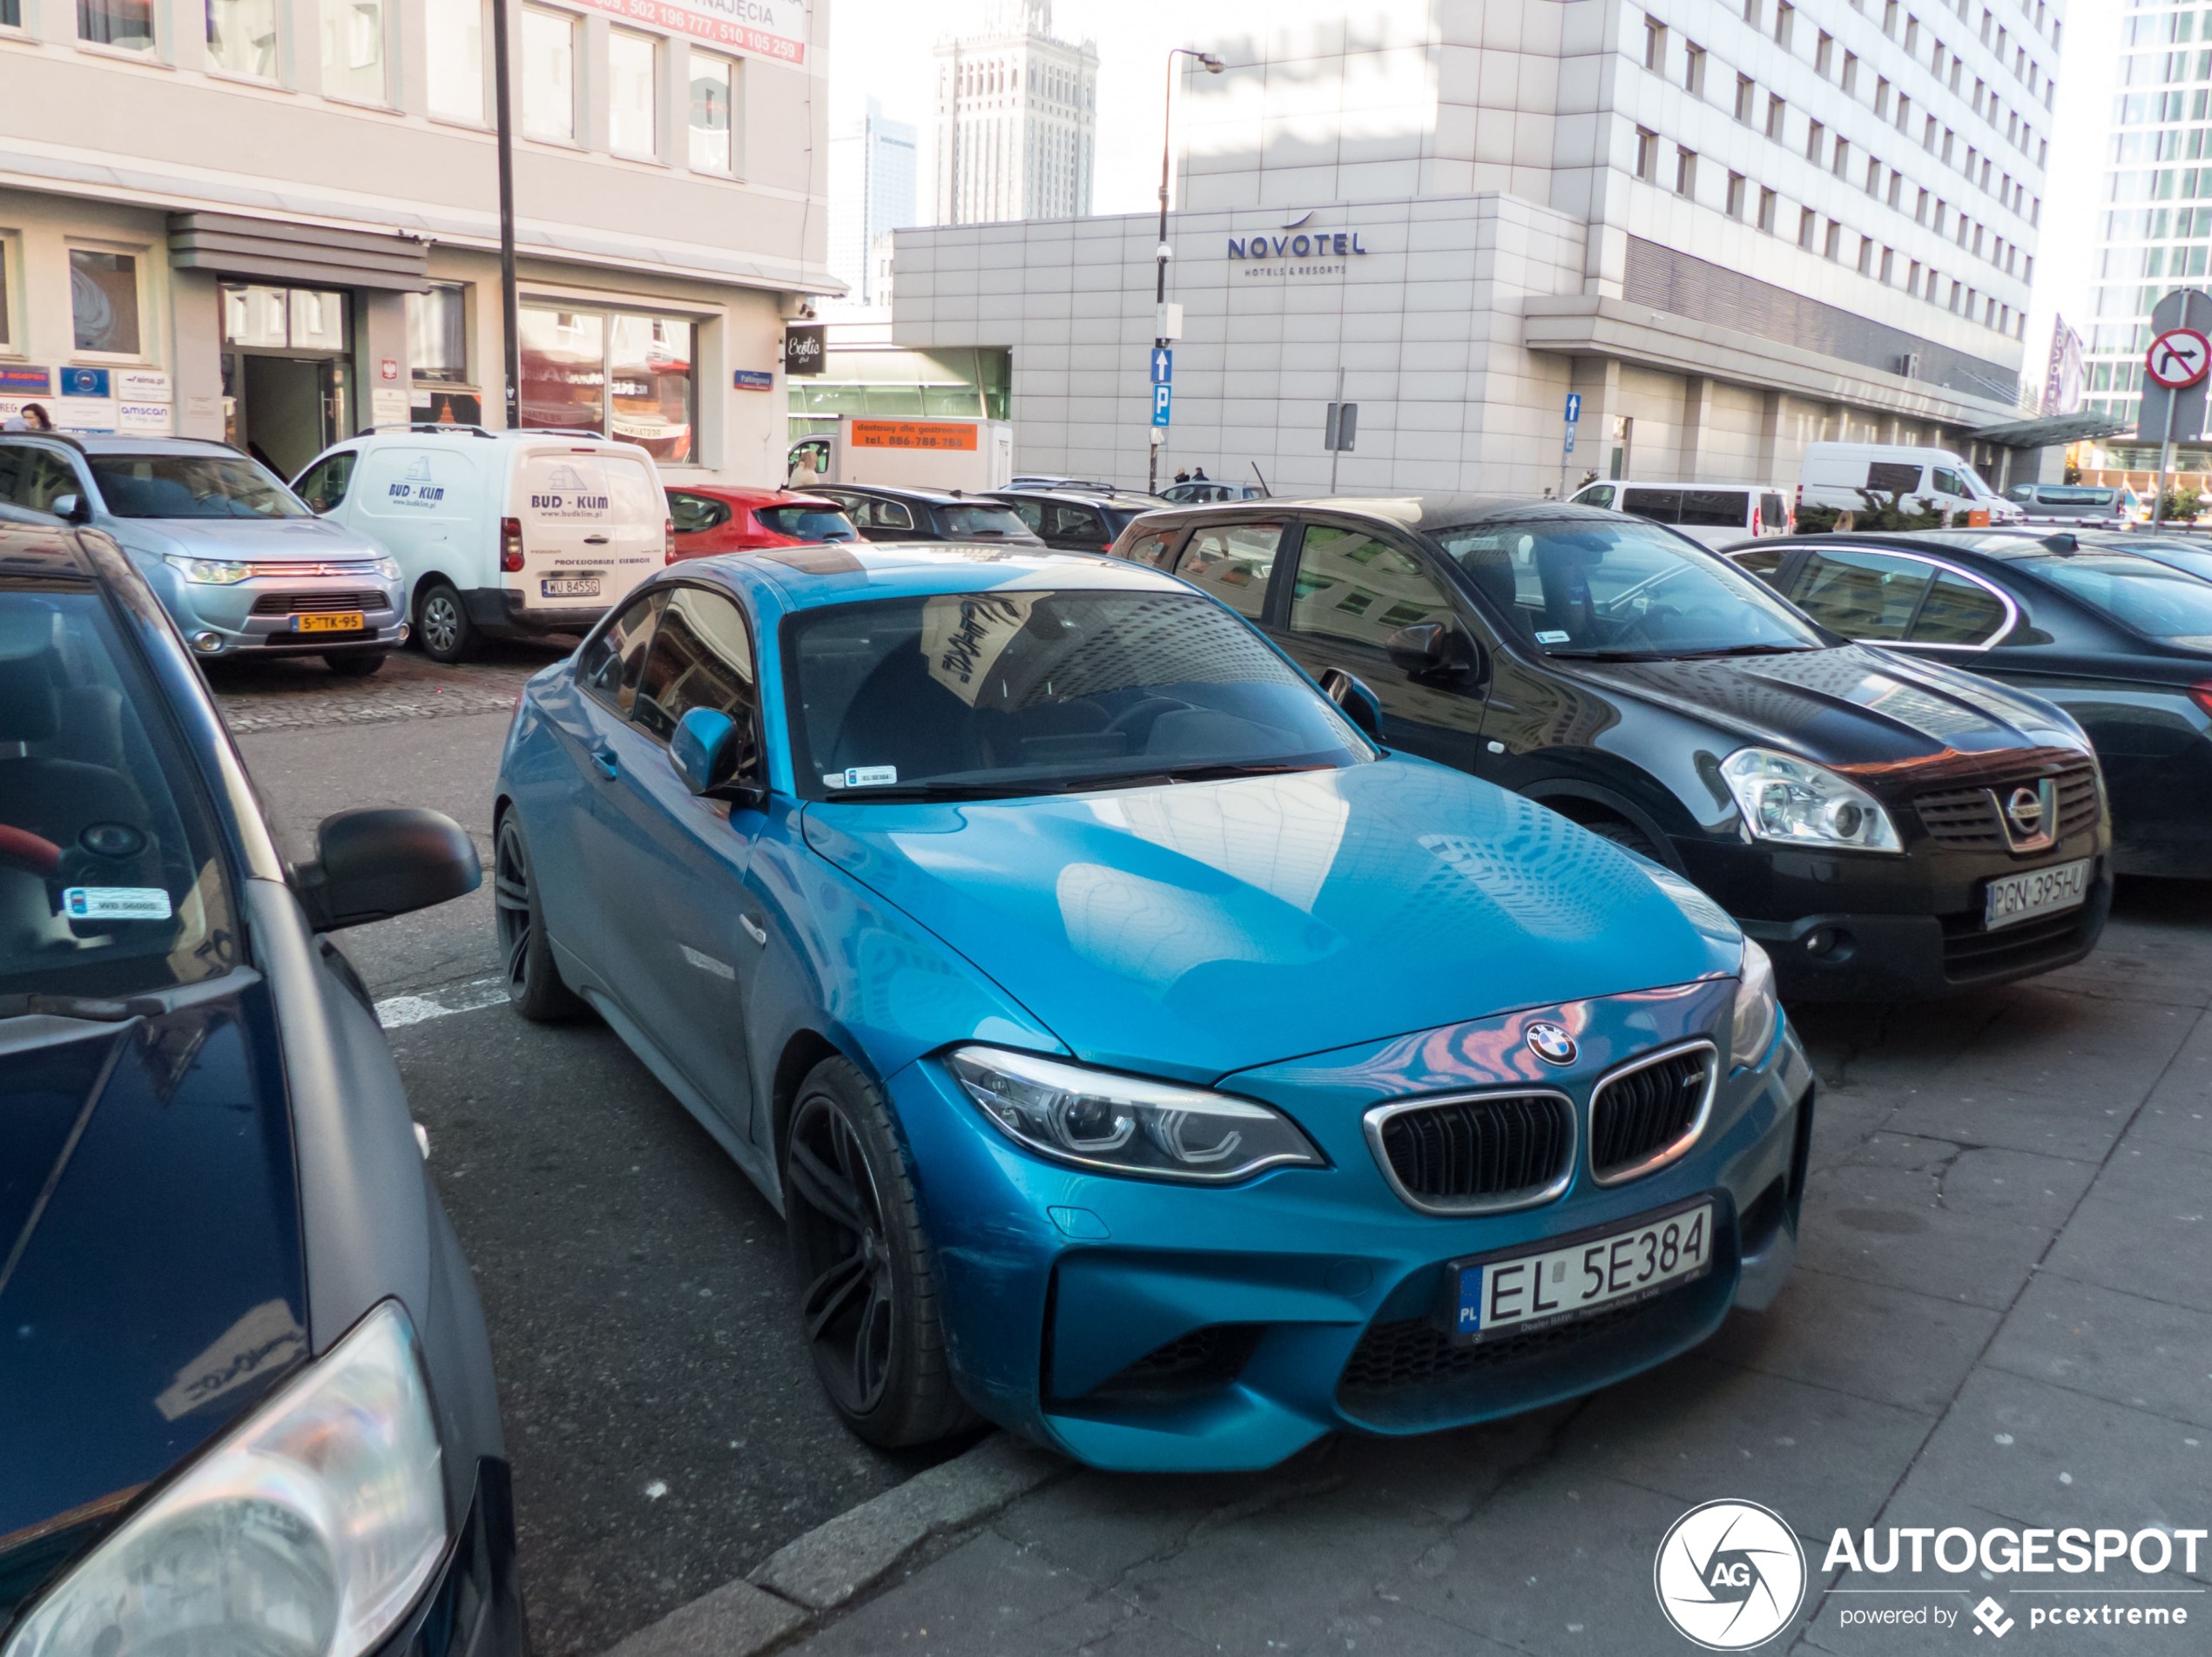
[921,592,1042,706]
[64,886,172,921]
[1534,629,1571,643]
[825,766,900,790]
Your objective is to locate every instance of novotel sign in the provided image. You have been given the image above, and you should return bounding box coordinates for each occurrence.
[1228,229,1369,259]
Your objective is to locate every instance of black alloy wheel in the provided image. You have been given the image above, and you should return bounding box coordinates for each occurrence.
[784,1058,974,1446]
[493,814,585,1020]
[415,581,478,663]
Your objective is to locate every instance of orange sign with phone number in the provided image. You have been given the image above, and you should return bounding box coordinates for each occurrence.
[849,420,979,452]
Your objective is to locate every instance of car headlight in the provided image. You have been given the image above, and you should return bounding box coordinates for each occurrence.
[162,553,254,585]
[372,556,401,582]
[947,1045,1325,1182]
[1730,938,1780,1069]
[1720,747,1901,853]
[3,1301,446,1657]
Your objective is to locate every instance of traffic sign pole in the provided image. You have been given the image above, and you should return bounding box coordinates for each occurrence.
[1559,392,1583,500]
[2144,304,2212,527]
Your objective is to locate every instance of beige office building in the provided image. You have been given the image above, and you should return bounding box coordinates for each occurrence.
[0,0,833,486]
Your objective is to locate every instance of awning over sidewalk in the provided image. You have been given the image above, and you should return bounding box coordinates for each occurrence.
[1966,410,2133,448]
[168,212,431,292]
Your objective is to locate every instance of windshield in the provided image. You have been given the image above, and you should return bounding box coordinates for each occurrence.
[938,504,1034,539]
[2030,555,2212,649]
[1430,518,1826,658]
[758,505,858,542]
[87,453,307,520]
[1,583,239,1000]
[785,589,1372,802]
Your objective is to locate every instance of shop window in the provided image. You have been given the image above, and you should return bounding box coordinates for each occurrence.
[691,51,736,172]
[71,250,141,355]
[220,283,348,351]
[521,306,696,464]
[78,0,154,51]
[291,288,347,352]
[523,7,577,141]
[610,30,659,156]
[206,0,279,77]
[320,0,387,103]
[408,283,469,384]
[1,0,18,24]
[426,0,484,122]
[0,239,10,347]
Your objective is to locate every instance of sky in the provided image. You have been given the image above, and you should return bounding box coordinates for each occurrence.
[833,0,2126,404]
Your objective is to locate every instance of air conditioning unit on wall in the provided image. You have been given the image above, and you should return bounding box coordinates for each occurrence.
[1897,352,1923,379]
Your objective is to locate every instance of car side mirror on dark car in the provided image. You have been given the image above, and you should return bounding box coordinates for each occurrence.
[671,707,767,808]
[293,807,481,932]
[1385,620,1479,681]
[1318,668,1384,740]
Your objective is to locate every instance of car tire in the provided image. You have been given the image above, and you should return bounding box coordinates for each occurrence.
[494,814,588,1022]
[324,650,388,677]
[416,581,479,664]
[785,1056,977,1448]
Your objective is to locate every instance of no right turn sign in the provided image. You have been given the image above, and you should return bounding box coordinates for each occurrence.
[2147,327,2211,389]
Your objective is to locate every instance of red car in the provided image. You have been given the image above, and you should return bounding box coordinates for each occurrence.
[665,485,860,561]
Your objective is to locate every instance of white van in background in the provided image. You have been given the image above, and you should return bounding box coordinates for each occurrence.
[293,428,671,662]
[1797,442,2024,526]
[1568,480,1793,548]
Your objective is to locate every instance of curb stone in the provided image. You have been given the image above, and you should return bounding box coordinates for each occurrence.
[601,1433,1069,1657]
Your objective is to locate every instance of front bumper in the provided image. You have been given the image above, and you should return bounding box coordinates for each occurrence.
[892,980,1813,1473]
[462,586,611,638]
[157,570,404,657]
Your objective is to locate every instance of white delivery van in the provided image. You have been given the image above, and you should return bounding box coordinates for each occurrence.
[787,416,1015,494]
[1797,442,2024,526]
[1568,480,1793,548]
[293,428,671,662]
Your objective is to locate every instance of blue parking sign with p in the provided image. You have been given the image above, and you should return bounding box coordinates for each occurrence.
[1152,385,1172,427]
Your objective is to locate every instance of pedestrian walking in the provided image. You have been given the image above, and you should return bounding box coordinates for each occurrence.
[1192,465,1209,481]
[1174,468,1190,484]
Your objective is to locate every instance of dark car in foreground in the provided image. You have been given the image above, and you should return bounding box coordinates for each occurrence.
[0,519,519,1653]
[1110,497,2113,1000]
[983,488,1165,553]
[807,483,1042,547]
[1727,528,2212,879]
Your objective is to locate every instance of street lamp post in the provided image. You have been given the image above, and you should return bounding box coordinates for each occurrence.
[490,0,522,428]
[1151,47,1224,494]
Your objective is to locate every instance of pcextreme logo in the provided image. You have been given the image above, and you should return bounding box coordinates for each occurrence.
[1655,1500,1808,1650]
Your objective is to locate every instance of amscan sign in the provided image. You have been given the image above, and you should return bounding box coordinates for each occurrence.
[1227,212,1372,277]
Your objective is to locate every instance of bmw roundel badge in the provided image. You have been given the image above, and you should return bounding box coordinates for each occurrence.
[1525,1021,1578,1066]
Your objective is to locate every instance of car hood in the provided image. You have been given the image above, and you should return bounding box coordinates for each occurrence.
[108,515,388,562]
[1560,643,2087,780]
[0,978,307,1620]
[801,757,1741,1081]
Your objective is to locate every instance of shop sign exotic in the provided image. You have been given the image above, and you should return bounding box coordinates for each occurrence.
[783,326,826,377]
[569,0,806,63]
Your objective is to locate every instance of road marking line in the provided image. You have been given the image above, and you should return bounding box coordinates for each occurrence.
[375,975,509,1028]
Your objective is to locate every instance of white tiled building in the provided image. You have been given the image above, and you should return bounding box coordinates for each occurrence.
[933,0,1097,226]
[893,0,2063,495]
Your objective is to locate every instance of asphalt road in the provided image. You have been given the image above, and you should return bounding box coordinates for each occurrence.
[220,645,958,1657]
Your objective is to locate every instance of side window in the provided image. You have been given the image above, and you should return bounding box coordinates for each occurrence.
[1680,489,1750,528]
[1288,526,1456,650]
[1909,571,2009,645]
[1620,488,1683,523]
[1576,484,1616,509]
[1172,520,1284,618]
[1931,467,1967,498]
[1792,549,1935,640]
[576,589,665,716]
[295,451,356,514]
[631,586,759,746]
[1866,461,1924,495]
[0,448,84,515]
[1730,543,1791,584]
[1049,503,1104,541]
[1000,497,1045,531]
[669,491,731,535]
[876,499,914,530]
[1761,491,1788,528]
[1119,529,1175,569]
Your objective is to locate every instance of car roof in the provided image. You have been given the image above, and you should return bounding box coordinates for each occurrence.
[818,482,988,506]
[991,488,1162,509]
[1756,529,2189,569]
[19,434,243,458]
[698,541,1188,611]
[1589,478,1787,490]
[1147,492,1622,532]
[672,482,840,508]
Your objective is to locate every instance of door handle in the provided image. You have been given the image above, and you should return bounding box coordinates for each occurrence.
[738,913,768,946]
[590,745,618,778]
[583,534,610,545]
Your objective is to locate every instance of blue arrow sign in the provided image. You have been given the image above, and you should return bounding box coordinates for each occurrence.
[1152,384,1172,427]
[1564,392,1581,425]
[1150,348,1173,386]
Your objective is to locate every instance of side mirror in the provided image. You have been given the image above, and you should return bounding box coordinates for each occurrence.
[1318,668,1384,740]
[1385,620,1478,681]
[293,807,480,932]
[50,493,89,523]
[671,706,766,807]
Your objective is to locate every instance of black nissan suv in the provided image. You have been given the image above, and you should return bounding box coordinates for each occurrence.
[1110,496,2112,1000]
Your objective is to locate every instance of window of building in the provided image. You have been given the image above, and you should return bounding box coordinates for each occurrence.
[1799,205,1818,249]
[1774,2,1793,50]
[407,282,469,383]
[1876,75,1891,117]
[1635,126,1658,181]
[1735,72,1756,122]
[1896,92,1911,133]
[1684,42,1705,96]
[1815,30,1833,75]
[426,0,484,122]
[1883,0,1898,37]
[0,0,18,24]
[1824,219,1844,259]
[1888,169,1903,207]
[1727,171,1748,218]
[78,0,154,51]
[206,0,278,77]
[1833,135,1850,177]
[1758,185,1779,232]
[1907,259,1921,295]
[520,305,698,462]
[1676,146,1697,196]
[1879,246,1895,281]
[70,249,140,355]
[1905,17,1919,52]
[521,6,577,140]
[1644,17,1666,72]
[1766,93,1786,140]
[609,30,659,157]
[1842,51,1858,95]
[320,0,387,103]
[1858,235,1875,273]
[689,51,737,172]
[1806,119,1824,162]
[1743,0,1761,26]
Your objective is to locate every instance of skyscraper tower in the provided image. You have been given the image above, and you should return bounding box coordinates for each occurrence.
[829,98,919,308]
[934,0,1098,225]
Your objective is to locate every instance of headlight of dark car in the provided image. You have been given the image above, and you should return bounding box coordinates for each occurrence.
[948,1046,1325,1182]
[1721,746,1901,852]
[3,1301,445,1657]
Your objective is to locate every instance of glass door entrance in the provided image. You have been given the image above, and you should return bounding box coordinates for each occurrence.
[219,284,351,481]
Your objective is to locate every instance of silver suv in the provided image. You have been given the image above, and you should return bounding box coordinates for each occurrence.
[0,434,405,675]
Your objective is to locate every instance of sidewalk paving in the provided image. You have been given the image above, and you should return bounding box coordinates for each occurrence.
[615,883,2212,1657]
